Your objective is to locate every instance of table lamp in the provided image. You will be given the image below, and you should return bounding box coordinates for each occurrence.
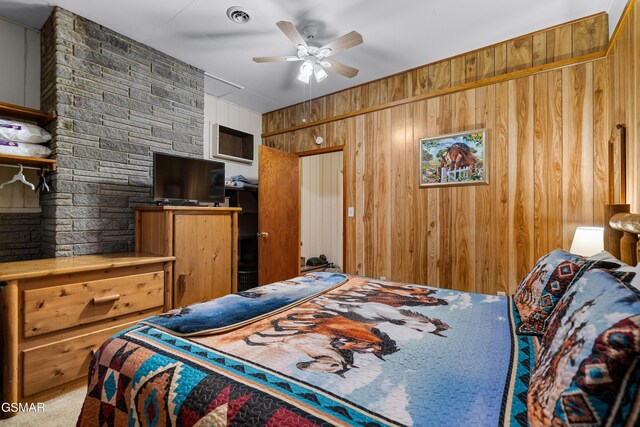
[570,226,604,256]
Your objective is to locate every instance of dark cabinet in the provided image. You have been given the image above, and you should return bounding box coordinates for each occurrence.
[226,187,258,291]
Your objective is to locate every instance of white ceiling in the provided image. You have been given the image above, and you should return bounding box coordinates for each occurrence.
[0,0,626,113]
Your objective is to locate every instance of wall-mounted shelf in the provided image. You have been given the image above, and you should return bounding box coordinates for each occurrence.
[0,103,56,215]
[0,102,56,126]
[0,154,56,171]
[212,124,254,164]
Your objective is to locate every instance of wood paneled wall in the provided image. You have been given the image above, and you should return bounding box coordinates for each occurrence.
[262,14,613,295]
[263,13,608,136]
[607,0,639,212]
[265,63,609,295]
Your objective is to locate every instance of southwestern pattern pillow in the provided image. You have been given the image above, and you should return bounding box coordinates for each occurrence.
[613,264,640,291]
[514,250,586,335]
[527,269,640,426]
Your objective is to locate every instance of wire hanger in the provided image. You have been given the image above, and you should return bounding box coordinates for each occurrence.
[34,166,50,192]
[0,164,36,191]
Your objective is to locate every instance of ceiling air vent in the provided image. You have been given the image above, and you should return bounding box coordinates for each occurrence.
[226,6,251,24]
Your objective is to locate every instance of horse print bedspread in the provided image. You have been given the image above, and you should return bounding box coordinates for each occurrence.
[77,275,535,427]
[142,273,348,336]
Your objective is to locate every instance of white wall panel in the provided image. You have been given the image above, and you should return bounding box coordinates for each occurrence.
[0,167,40,213]
[203,94,261,180]
[0,17,41,212]
[228,103,240,130]
[0,17,40,108]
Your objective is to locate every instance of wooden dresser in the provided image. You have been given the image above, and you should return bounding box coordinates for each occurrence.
[0,253,174,413]
[135,207,240,308]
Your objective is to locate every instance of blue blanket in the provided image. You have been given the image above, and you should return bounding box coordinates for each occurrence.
[141,272,348,336]
[78,275,534,426]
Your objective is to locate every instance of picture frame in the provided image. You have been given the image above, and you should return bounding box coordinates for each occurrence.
[419,128,487,187]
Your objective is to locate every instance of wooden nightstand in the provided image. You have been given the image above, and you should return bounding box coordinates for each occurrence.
[135,207,240,307]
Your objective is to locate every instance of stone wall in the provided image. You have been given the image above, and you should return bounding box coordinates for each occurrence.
[41,7,204,257]
[0,214,41,261]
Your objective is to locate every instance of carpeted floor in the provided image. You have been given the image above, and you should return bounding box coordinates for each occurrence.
[0,387,85,426]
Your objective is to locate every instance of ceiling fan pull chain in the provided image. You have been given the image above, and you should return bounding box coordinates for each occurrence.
[309,79,313,119]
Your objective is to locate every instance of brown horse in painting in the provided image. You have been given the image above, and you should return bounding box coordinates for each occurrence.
[440,143,477,170]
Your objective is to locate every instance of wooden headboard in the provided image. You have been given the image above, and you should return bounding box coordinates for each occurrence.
[603,123,638,265]
[604,211,640,265]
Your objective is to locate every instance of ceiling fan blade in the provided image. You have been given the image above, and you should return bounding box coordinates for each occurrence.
[276,21,308,49]
[325,59,359,78]
[321,31,363,56]
[253,56,301,63]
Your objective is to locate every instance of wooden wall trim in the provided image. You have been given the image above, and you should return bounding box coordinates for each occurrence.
[607,0,636,56]
[263,51,605,138]
[297,145,345,157]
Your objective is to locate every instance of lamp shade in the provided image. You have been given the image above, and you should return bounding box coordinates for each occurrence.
[313,63,328,82]
[569,226,604,256]
[297,59,313,83]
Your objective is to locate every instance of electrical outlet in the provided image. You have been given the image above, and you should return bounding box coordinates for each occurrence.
[380,276,386,280]
[347,207,355,217]
[497,291,506,296]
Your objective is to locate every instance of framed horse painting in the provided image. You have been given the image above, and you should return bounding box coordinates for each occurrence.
[419,128,488,187]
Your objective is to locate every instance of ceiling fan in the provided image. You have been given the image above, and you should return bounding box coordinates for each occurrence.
[253,21,363,84]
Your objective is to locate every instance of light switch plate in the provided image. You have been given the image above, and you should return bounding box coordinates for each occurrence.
[347,207,354,217]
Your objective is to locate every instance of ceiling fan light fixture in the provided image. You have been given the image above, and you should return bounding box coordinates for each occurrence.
[297,71,311,84]
[313,63,328,82]
[226,6,252,24]
[297,59,313,84]
[254,20,362,85]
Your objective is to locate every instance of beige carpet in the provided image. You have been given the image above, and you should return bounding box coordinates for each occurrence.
[0,387,85,426]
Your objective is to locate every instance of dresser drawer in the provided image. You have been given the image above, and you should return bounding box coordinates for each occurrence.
[23,271,164,338]
[21,322,138,397]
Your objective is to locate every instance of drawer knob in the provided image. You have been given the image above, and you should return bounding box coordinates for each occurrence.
[92,294,121,304]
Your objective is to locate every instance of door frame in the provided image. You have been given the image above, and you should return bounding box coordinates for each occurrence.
[297,145,346,271]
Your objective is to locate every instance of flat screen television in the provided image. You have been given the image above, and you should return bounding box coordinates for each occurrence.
[153,153,225,204]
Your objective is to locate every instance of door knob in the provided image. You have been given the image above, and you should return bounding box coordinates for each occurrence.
[257,231,269,238]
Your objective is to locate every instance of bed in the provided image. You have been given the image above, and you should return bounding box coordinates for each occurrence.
[76,274,532,427]
[75,208,640,426]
